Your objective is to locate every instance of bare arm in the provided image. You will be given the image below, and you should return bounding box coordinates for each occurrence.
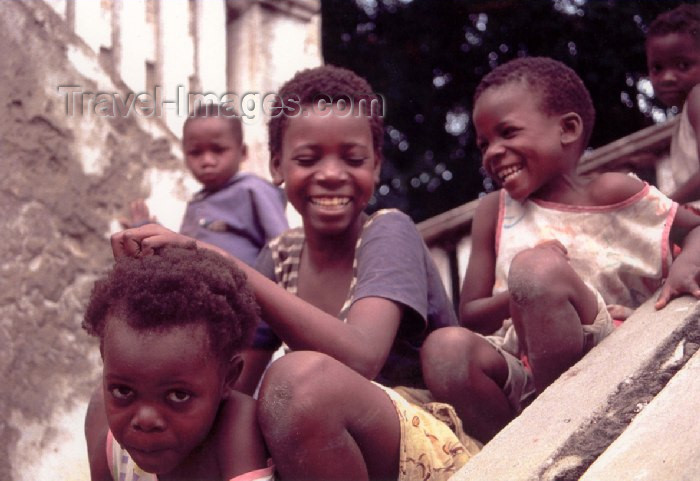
[111,226,402,381]
[459,192,510,334]
[216,392,269,479]
[84,385,112,481]
[669,86,700,204]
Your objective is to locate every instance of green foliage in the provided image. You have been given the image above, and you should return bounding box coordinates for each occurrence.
[322,0,688,221]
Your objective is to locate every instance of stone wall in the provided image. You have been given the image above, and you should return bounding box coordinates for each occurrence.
[1,1,321,478]
[0,2,189,479]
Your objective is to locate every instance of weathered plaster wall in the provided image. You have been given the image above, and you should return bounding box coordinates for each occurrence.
[0,2,190,479]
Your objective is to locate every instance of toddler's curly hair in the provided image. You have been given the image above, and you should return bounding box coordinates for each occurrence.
[83,246,259,363]
[474,56,595,149]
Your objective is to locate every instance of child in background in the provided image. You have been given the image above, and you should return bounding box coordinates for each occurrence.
[421,57,700,444]
[646,4,700,208]
[111,65,480,481]
[83,246,273,481]
[123,104,288,267]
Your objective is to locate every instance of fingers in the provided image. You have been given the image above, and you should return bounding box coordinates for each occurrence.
[655,280,700,310]
[110,224,165,259]
[654,286,671,310]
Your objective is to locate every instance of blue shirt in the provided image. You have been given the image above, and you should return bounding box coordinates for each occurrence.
[180,172,288,266]
[253,209,458,388]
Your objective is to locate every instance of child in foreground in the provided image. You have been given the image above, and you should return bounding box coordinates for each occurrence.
[421,56,700,444]
[123,104,288,267]
[111,65,480,481]
[647,4,700,208]
[83,246,273,481]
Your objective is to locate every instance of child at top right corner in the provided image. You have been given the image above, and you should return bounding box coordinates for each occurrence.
[646,3,700,209]
[420,56,700,445]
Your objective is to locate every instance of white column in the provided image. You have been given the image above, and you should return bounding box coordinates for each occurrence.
[117,0,149,93]
[73,0,111,54]
[159,0,193,137]
[226,1,321,180]
[196,0,227,96]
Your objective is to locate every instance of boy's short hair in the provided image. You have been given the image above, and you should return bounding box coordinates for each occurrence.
[82,246,259,363]
[647,4,700,41]
[185,103,244,144]
[267,64,385,161]
[474,56,596,150]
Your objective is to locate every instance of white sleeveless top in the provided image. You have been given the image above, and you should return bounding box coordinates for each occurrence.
[494,183,677,309]
[657,102,700,209]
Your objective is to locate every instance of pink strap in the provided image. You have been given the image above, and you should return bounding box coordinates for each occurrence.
[105,429,115,476]
[228,464,275,481]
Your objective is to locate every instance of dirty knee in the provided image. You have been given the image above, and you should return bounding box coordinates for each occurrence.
[258,351,332,440]
[422,327,485,396]
[508,248,572,305]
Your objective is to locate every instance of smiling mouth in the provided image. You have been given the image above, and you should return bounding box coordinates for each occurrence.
[310,196,351,207]
[496,165,523,183]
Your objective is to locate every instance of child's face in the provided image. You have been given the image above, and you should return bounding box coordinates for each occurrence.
[102,317,228,475]
[183,117,246,191]
[474,82,568,202]
[271,105,380,237]
[647,33,700,108]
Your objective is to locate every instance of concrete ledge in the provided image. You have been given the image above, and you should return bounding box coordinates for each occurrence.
[580,349,700,481]
[451,295,700,481]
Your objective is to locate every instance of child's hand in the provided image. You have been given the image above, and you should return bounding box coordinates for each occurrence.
[655,256,700,309]
[111,224,196,259]
[118,199,155,229]
[607,304,634,320]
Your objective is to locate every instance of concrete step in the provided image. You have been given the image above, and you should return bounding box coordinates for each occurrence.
[580,348,700,481]
[451,295,700,481]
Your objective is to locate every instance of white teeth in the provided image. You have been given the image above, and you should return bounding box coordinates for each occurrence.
[498,165,523,183]
[311,197,350,207]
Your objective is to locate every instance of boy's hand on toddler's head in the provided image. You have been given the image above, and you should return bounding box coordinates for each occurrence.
[111,224,195,260]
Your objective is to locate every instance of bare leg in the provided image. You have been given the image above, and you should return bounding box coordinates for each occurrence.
[508,247,599,393]
[257,351,400,481]
[421,326,512,443]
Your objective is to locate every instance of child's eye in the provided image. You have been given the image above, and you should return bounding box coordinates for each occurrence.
[110,386,134,400]
[345,156,367,166]
[677,61,690,71]
[293,156,317,166]
[501,126,518,138]
[211,145,227,154]
[167,391,191,403]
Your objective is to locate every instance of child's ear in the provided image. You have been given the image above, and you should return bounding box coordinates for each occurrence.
[222,354,245,398]
[373,154,382,184]
[240,143,249,159]
[559,112,583,146]
[270,155,284,186]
